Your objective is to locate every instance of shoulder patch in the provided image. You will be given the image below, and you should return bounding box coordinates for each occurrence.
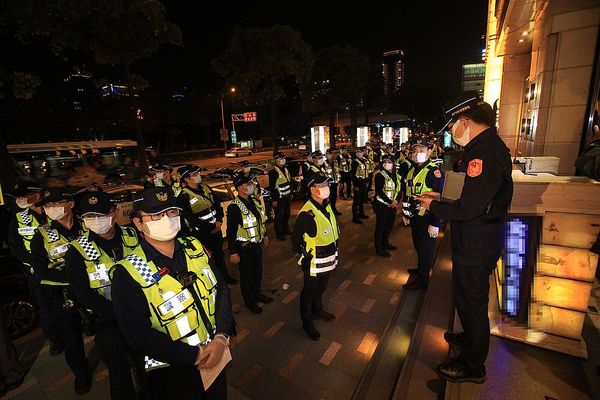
[467,159,483,177]
[434,169,442,178]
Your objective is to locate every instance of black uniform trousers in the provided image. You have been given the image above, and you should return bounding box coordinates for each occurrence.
[44,286,90,379]
[0,306,25,385]
[238,243,263,308]
[273,197,291,239]
[452,262,492,371]
[206,232,234,281]
[373,202,396,250]
[148,366,227,400]
[28,277,61,345]
[410,216,436,286]
[329,182,339,213]
[339,172,352,198]
[94,320,137,400]
[300,264,330,325]
[352,179,367,220]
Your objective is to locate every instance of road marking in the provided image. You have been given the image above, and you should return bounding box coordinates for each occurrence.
[334,305,348,320]
[365,256,375,265]
[230,328,250,349]
[348,245,357,253]
[360,299,376,313]
[236,364,263,389]
[389,291,401,305]
[363,274,376,286]
[343,261,354,270]
[263,321,285,339]
[357,332,378,355]
[6,377,38,399]
[279,353,304,379]
[388,269,399,279]
[271,274,285,284]
[338,279,352,291]
[94,368,109,381]
[282,290,299,304]
[319,342,342,366]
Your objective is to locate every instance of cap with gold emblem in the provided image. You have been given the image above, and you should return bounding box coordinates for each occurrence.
[40,187,74,204]
[78,191,114,216]
[132,187,180,214]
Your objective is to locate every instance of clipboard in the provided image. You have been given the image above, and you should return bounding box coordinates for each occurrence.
[200,347,232,389]
[441,171,465,203]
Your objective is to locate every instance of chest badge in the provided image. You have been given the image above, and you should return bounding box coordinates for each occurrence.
[467,159,483,177]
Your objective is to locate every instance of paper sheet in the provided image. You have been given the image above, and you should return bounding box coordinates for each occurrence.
[200,347,232,389]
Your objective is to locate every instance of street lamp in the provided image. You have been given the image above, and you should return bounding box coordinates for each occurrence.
[220,87,237,150]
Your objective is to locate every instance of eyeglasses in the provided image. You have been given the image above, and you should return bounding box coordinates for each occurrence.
[140,208,180,221]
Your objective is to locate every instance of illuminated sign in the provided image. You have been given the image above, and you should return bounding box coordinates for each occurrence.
[310,126,330,153]
[382,127,393,144]
[357,126,370,147]
[398,127,409,145]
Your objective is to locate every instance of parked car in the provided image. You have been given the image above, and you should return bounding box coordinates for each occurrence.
[224,147,252,158]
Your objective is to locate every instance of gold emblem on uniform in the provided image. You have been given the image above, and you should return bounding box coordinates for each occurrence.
[88,196,98,205]
[156,192,168,202]
[44,191,50,198]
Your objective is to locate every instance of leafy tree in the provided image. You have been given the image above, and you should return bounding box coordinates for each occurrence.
[212,25,313,153]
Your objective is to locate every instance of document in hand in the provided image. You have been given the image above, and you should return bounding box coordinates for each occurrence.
[441,171,465,203]
[200,347,232,389]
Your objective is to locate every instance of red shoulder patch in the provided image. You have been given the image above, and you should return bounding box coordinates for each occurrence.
[467,159,483,177]
[434,169,442,178]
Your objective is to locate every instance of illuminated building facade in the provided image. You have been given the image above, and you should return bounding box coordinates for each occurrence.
[382,50,405,99]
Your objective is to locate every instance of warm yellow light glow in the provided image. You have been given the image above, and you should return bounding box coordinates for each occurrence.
[522,31,528,36]
[230,87,236,93]
[519,38,525,43]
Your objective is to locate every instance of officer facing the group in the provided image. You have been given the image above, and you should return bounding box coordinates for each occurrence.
[350,147,369,224]
[307,150,327,177]
[372,155,402,258]
[268,152,292,241]
[226,174,272,314]
[417,93,513,384]
[402,138,444,290]
[30,188,91,395]
[7,183,60,353]
[65,191,139,399]
[177,165,238,285]
[324,148,342,216]
[111,187,235,399]
[336,146,352,200]
[292,174,339,340]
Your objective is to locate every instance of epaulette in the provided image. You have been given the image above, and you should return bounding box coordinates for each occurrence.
[307,210,315,218]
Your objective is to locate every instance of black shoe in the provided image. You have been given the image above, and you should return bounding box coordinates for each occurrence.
[353,219,364,224]
[375,249,392,258]
[49,340,64,356]
[407,268,419,274]
[384,243,397,250]
[74,374,92,395]
[276,236,286,241]
[314,310,336,321]
[402,280,428,291]
[302,323,321,340]
[225,277,239,285]
[436,359,486,384]
[444,331,466,351]
[359,214,369,219]
[256,294,274,304]
[248,304,263,314]
[6,371,27,391]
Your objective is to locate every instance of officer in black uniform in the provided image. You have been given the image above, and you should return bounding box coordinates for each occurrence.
[336,146,352,200]
[417,93,513,384]
[350,147,369,224]
[65,191,139,399]
[325,148,342,216]
[268,152,292,241]
[372,155,402,258]
[177,164,238,284]
[30,188,92,395]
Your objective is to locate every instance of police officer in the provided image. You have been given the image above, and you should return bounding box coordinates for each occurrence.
[236,160,269,219]
[364,142,375,194]
[268,152,292,241]
[292,174,339,340]
[148,164,181,196]
[417,93,513,384]
[111,187,235,399]
[350,147,369,224]
[65,191,139,399]
[307,150,327,178]
[324,148,342,215]
[177,165,238,285]
[226,174,272,314]
[30,188,91,395]
[402,138,444,290]
[300,153,313,197]
[372,156,402,258]
[336,146,352,200]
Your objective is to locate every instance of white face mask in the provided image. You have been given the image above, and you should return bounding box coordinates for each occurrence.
[45,205,67,221]
[416,152,429,163]
[246,184,255,195]
[16,197,34,209]
[452,121,471,147]
[383,162,393,171]
[84,215,114,235]
[316,158,324,166]
[356,152,364,159]
[243,168,250,174]
[192,175,202,184]
[144,215,180,241]
[155,172,164,180]
[313,186,330,200]
[276,159,286,166]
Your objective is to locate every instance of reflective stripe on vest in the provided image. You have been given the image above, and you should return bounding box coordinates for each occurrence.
[406,162,437,217]
[354,159,367,179]
[71,227,139,300]
[324,162,338,183]
[120,237,217,371]
[274,166,291,197]
[183,186,217,224]
[16,209,40,253]
[298,201,339,276]
[233,197,265,243]
[39,225,71,286]
[337,155,350,172]
[376,170,401,205]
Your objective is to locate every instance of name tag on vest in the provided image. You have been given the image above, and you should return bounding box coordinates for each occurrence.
[89,264,110,285]
[18,226,37,236]
[50,244,70,257]
[190,197,199,205]
[158,289,191,316]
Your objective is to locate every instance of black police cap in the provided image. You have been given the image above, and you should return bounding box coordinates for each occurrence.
[11,181,41,197]
[132,187,180,214]
[443,91,486,121]
[41,187,74,204]
[238,160,250,167]
[306,173,331,188]
[273,151,286,159]
[233,173,253,188]
[410,138,432,148]
[148,163,172,173]
[78,191,115,216]
[178,164,202,180]
[311,150,323,158]
[381,155,395,163]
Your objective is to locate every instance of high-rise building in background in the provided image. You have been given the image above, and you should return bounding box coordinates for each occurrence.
[461,63,486,97]
[382,50,405,99]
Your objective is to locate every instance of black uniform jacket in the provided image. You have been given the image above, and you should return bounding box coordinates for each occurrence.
[8,209,46,267]
[430,127,513,266]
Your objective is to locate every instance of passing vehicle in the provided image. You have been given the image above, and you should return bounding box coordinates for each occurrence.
[224,147,252,158]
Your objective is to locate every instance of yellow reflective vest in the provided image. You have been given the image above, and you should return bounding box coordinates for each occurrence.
[232,197,266,243]
[183,185,217,225]
[273,166,291,198]
[298,200,340,276]
[405,161,439,217]
[376,170,401,206]
[16,209,41,255]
